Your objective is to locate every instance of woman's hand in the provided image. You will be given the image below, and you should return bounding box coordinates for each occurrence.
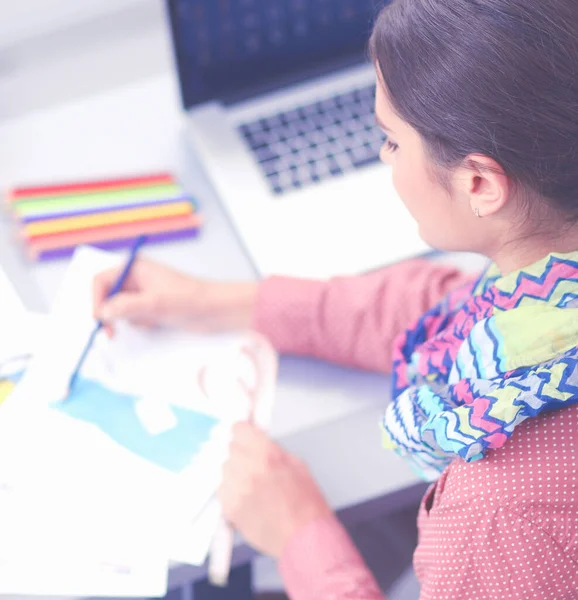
[220,422,333,558]
[93,258,257,334]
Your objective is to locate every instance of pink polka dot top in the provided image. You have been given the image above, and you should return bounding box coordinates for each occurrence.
[254,259,578,599]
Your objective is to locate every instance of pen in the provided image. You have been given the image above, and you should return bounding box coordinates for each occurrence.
[67,235,147,394]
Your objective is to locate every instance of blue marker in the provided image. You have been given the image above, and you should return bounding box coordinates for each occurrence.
[67,235,147,394]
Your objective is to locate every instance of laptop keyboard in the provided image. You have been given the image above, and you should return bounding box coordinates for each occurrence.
[238,84,385,195]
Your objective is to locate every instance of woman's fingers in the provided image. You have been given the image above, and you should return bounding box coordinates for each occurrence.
[93,268,123,319]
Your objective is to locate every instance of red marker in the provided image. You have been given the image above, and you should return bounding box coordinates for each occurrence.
[6,173,174,202]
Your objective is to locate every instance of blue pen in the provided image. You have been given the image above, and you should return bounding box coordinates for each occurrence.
[67,235,147,394]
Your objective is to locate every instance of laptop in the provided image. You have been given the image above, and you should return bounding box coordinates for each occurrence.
[166,0,428,279]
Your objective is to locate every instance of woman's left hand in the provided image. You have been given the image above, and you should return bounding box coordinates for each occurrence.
[220,422,334,558]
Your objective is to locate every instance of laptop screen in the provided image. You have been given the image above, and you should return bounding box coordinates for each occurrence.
[166,0,386,109]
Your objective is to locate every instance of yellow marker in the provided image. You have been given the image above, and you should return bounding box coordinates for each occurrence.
[24,201,194,238]
[0,380,15,406]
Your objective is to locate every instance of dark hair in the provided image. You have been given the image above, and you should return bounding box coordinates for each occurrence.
[370,0,578,217]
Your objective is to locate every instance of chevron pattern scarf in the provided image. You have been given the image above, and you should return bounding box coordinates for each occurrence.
[383,252,578,481]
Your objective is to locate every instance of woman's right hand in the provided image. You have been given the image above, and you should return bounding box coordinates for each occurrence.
[93,258,258,335]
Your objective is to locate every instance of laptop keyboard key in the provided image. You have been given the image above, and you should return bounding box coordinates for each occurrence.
[287,135,308,151]
[265,115,283,129]
[344,118,365,134]
[246,131,270,149]
[278,171,293,189]
[255,146,278,162]
[283,109,301,123]
[310,113,334,129]
[295,119,316,135]
[305,130,329,145]
[261,158,281,176]
[269,141,293,157]
[327,156,342,175]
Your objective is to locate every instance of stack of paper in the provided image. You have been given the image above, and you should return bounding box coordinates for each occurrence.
[0,247,278,597]
[0,265,46,398]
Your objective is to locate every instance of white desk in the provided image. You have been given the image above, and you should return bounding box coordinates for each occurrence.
[0,73,440,596]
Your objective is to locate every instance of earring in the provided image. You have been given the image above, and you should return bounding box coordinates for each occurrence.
[474,208,481,218]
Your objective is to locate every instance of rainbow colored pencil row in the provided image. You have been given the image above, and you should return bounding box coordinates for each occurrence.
[4,173,202,261]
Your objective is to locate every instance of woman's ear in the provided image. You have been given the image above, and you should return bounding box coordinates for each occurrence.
[453,154,510,218]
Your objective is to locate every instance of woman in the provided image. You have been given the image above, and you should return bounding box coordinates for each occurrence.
[94,0,578,597]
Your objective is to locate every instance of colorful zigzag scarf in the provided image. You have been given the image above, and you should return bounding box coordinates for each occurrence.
[383,252,578,481]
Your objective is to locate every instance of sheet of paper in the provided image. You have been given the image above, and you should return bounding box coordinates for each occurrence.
[0,247,173,596]
[0,264,46,374]
[0,245,280,594]
[9,246,122,407]
[0,494,169,598]
[0,380,15,406]
[170,498,222,567]
[0,311,47,375]
[0,402,170,597]
[0,366,231,583]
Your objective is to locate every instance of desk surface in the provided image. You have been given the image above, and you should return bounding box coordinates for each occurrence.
[0,72,424,508]
[1,73,479,592]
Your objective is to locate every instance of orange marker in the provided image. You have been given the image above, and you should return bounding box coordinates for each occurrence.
[23,201,194,239]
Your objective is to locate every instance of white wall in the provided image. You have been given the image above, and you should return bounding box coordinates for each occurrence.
[0,0,148,48]
[0,0,171,121]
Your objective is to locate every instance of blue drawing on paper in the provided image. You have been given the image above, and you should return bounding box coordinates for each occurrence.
[53,377,218,473]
